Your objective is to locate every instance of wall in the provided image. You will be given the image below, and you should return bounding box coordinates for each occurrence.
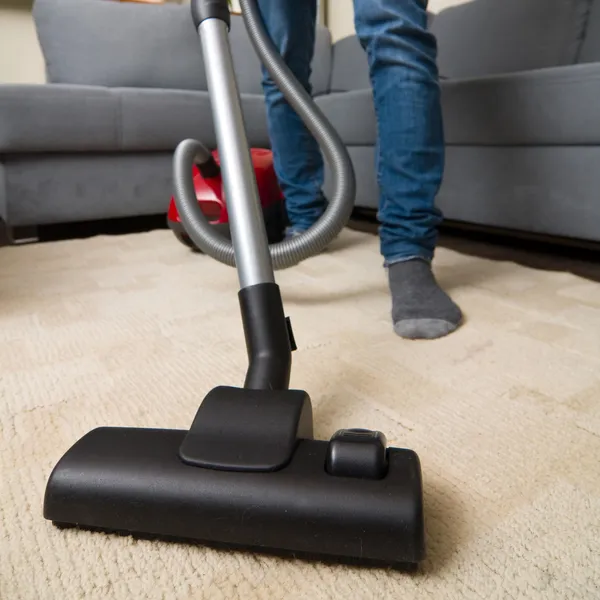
[327,0,474,40]
[0,6,45,83]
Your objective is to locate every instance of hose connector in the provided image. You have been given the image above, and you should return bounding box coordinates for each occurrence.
[191,0,230,30]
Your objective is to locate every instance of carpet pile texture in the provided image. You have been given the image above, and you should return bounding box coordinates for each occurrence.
[1,229,599,599]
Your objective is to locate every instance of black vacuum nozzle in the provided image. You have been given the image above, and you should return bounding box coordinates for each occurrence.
[44,386,425,568]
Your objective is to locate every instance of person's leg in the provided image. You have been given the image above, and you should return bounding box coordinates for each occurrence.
[354,0,462,339]
[256,0,326,234]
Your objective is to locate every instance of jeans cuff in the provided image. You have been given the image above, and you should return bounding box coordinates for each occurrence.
[383,254,432,268]
[284,226,307,239]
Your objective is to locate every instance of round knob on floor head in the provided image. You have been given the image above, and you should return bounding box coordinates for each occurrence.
[325,428,388,480]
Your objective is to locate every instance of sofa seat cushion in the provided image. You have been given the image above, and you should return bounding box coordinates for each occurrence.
[442,62,600,146]
[315,90,376,145]
[116,88,270,150]
[0,84,120,153]
[0,84,270,153]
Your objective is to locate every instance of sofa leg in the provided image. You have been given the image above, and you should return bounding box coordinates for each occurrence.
[7,225,39,245]
[0,221,9,247]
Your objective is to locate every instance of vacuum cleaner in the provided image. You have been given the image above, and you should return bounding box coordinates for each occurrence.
[167,147,287,250]
[43,0,426,569]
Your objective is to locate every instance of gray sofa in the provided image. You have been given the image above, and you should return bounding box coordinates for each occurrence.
[1,0,600,245]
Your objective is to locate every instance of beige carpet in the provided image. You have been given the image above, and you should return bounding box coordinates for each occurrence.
[1,228,599,599]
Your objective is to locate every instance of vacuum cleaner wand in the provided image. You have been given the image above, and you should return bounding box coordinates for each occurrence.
[196,9,274,290]
[42,0,426,569]
[195,5,293,390]
[184,1,295,391]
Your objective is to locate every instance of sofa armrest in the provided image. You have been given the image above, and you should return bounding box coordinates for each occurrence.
[0,84,119,154]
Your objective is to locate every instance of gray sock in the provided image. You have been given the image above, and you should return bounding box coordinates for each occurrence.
[388,258,462,340]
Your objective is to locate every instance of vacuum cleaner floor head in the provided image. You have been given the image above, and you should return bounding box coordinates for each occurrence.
[44,387,425,568]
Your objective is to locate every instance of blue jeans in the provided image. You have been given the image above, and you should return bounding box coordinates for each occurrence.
[256,0,444,264]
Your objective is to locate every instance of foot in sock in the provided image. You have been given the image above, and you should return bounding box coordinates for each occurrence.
[388,258,462,340]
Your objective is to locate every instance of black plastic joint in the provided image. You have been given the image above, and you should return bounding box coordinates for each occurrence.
[239,283,293,391]
[196,155,221,179]
[191,0,231,30]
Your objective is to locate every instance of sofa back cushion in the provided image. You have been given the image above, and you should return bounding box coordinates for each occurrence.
[33,0,208,91]
[228,15,332,96]
[578,0,600,62]
[430,0,591,79]
[32,0,332,94]
[329,12,435,92]
[329,36,371,92]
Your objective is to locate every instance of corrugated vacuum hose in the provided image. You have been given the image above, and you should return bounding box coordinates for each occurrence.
[172,0,356,275]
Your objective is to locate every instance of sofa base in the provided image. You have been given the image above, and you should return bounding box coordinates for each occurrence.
[2,152,174,227]
[5,144,600,246]
[332,145,600,244]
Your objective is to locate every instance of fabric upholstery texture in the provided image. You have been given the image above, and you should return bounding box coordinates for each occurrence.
[328,35,371,92]
[578,0,600,62]
[227,16,332,96]
[318,62,600,147]
[0,84,119,153]
[3,153,173,226]
[117,88,216,151]
[315,90,376,145]
[33,0,208,91]
[118,88,270,151]
[436,145,600,241]
[2,0,600,246]
[0,86,271,154]
[324,145,600,244]
[32,0,331,95]
[440,62,600,146]
[430,0,592,79]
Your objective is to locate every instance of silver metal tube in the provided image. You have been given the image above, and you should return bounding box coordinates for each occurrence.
[198,18,275,289]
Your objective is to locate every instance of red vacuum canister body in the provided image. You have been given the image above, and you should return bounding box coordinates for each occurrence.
[168,148,287,249]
